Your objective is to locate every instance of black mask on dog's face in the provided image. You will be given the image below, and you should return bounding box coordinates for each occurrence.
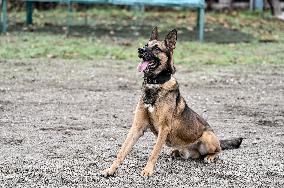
[137,27,177,77]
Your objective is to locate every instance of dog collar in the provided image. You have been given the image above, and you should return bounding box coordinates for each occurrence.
[144,72,172,84]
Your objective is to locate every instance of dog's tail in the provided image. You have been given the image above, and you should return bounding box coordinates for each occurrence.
[220,137,243,150]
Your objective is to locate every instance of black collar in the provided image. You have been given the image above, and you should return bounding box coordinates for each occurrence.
[144,72,172,84]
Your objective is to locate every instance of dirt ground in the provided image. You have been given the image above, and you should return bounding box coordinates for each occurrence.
[0,59,283,187]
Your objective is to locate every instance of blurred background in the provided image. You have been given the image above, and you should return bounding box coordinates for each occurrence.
[0,0,284,65]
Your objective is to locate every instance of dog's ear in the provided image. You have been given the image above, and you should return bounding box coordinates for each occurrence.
[165,29,177,50]
[169,61,176,74]
[150,26,158,41]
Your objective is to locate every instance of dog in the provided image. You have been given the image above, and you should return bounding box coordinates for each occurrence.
[101,27,243,177]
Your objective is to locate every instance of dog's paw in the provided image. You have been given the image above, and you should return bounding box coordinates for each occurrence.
[204,155,218,163]
[170,149,181,158]
[140,168,154,177]
[100,168,115,177]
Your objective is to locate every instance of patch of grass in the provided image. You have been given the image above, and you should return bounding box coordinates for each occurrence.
[1,7,284,66]
[0,34,136,60]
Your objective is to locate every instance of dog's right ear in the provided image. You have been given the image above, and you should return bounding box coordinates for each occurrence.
[150,26,158,41]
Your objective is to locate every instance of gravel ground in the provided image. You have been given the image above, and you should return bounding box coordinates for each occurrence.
[0,59,283,187]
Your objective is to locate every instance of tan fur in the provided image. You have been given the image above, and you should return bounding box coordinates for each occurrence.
[101,28,221,177]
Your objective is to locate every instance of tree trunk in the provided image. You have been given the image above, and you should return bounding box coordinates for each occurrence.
[207,0,214,11]
[267,0,282,16]
[229,0,233,11]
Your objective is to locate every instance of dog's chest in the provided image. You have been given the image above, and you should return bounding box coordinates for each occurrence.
[142,85,162,136]
[142,84,160,107]
[144,104,155,113]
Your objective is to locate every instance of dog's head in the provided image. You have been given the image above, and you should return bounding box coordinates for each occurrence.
[137,27,177,77]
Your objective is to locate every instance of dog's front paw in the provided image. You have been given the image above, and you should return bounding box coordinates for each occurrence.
[140,167,154,177]
[204,155,218,163]
[100,168,116,177]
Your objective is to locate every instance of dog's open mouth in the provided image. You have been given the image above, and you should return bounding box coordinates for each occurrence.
[138,60,149,72]
[137,60,157,72]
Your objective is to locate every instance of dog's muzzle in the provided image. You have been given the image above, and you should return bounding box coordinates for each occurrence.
[138,47,146,59]
[137,47,160,73]
[138,48,155,61]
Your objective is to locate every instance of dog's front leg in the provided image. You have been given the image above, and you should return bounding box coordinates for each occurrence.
[141,125,170,177]
[101,102,149,177]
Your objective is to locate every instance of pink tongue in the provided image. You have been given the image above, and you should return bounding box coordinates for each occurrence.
[137,61,149,72]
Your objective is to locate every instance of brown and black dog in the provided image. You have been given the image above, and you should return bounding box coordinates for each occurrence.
[101,27,242,177]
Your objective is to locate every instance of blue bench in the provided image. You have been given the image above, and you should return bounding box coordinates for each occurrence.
[1,0,205,41]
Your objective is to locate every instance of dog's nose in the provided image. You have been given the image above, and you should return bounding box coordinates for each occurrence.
[138,48,145,54]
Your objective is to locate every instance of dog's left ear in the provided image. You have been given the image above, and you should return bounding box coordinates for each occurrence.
[165,29,177,50]
[150,26,159,41]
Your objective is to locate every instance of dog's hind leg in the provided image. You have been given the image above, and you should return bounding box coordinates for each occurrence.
[170,147,190,159]
[101,102,149,177]
[197,131,221,163]
[171,146,201,160]
[188,148,201,159]
[170,149,181,158]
